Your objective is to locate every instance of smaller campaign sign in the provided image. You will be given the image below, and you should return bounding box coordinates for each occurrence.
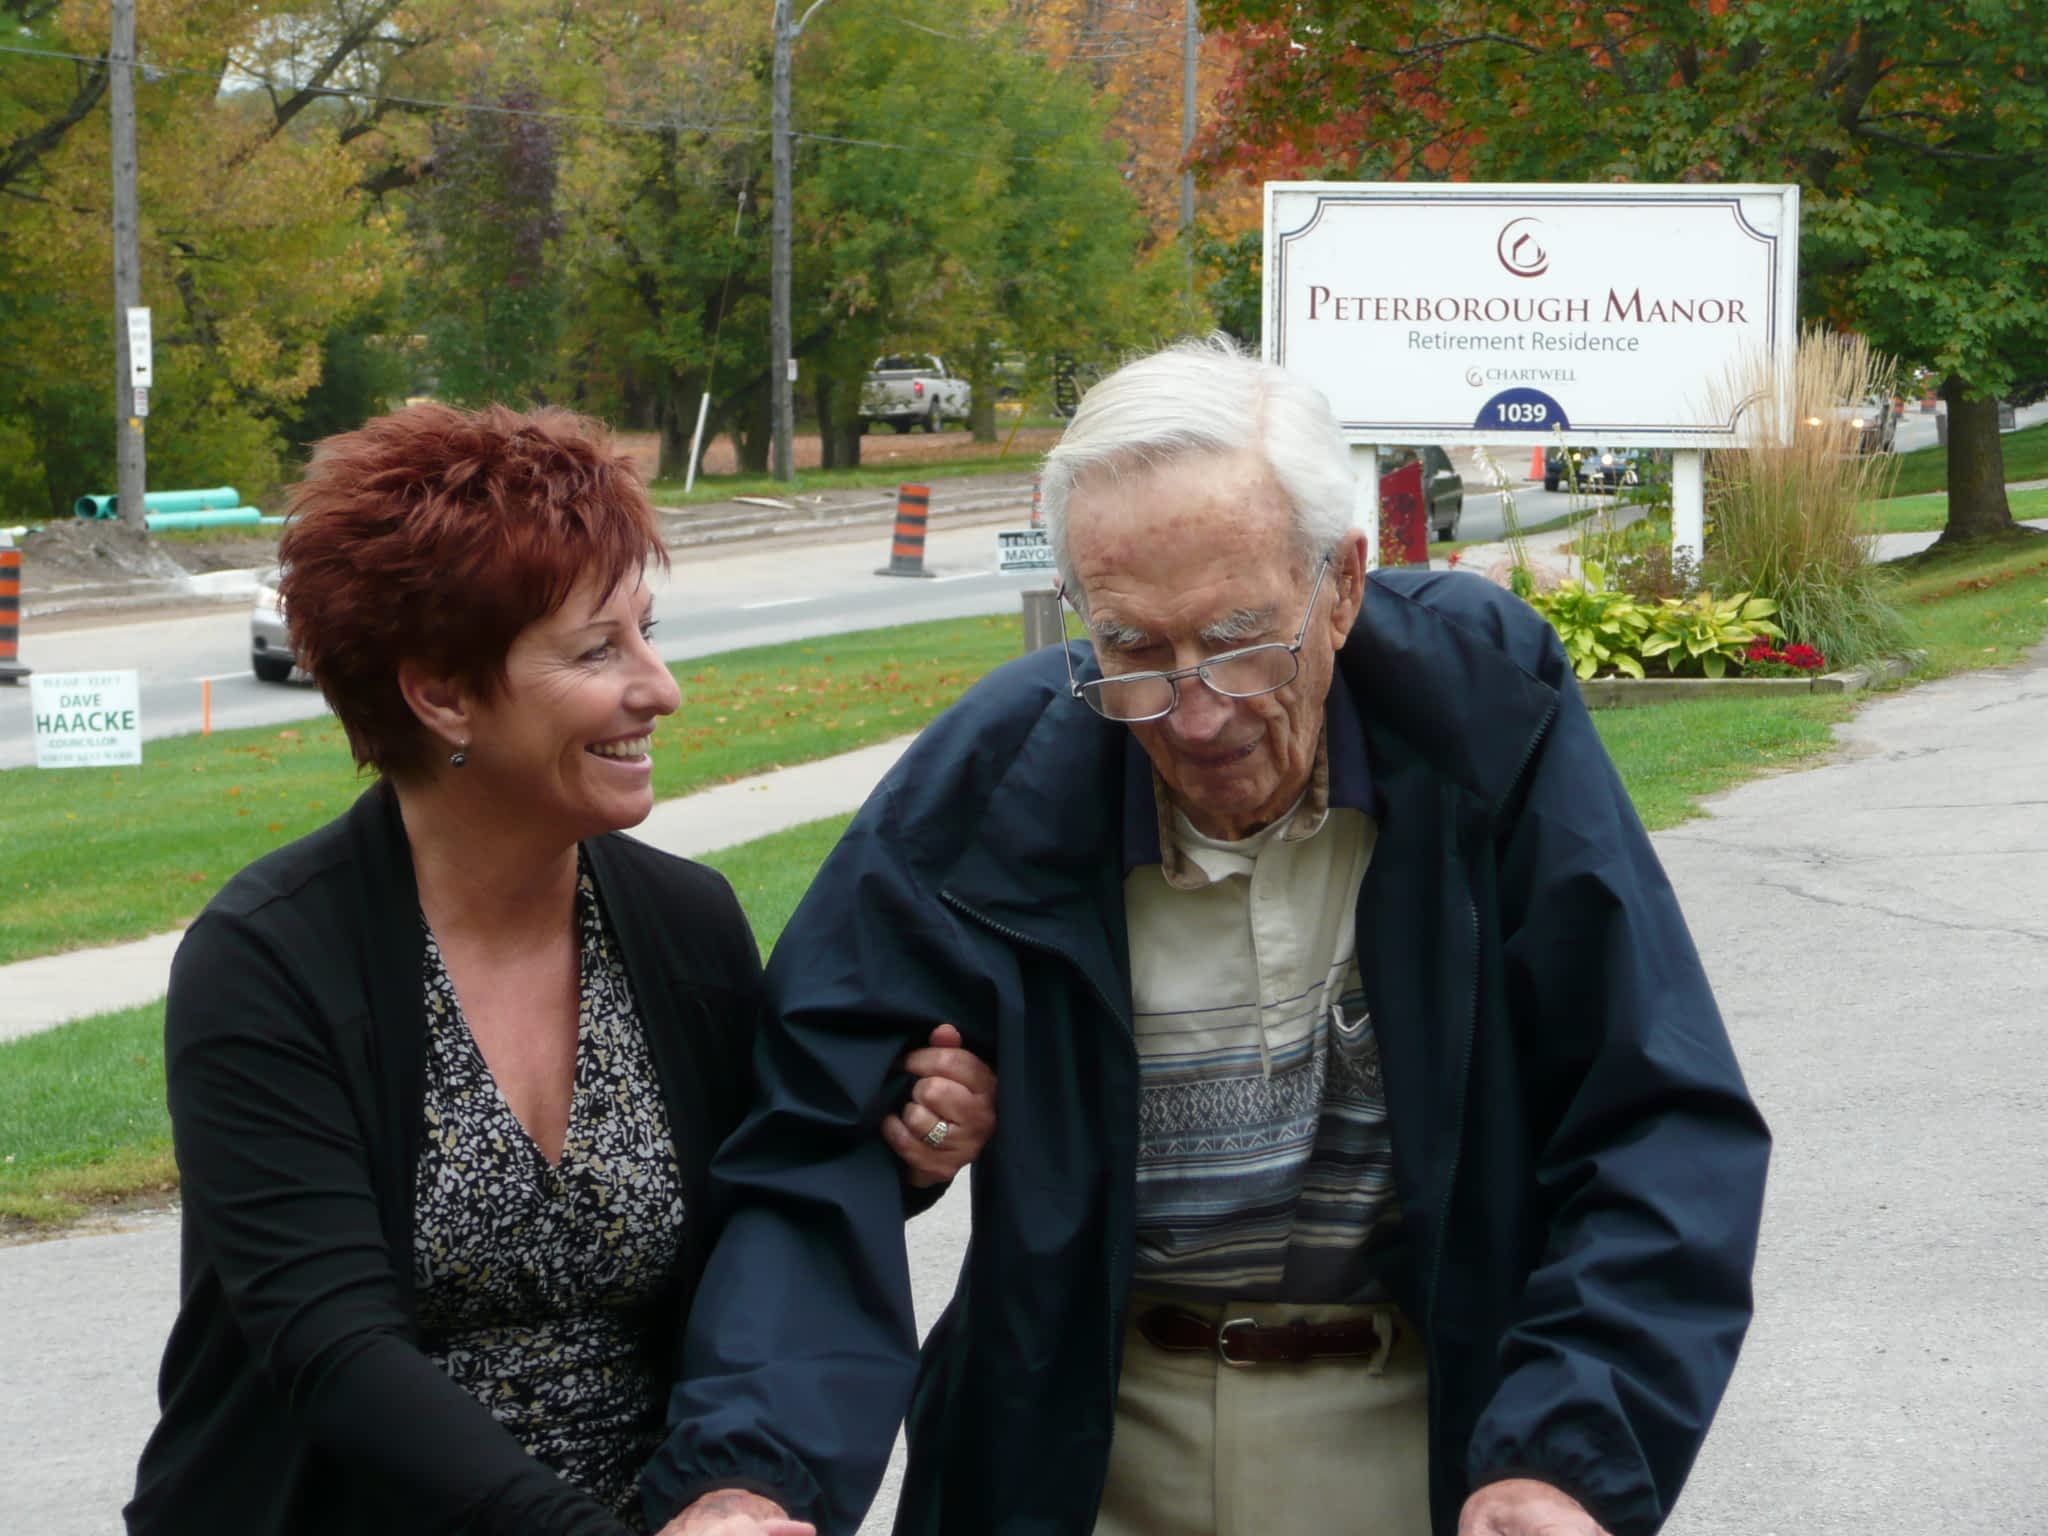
[30,670,143,768]
[997,528,1054,573]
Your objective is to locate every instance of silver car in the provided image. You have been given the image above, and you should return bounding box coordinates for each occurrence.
[250,568,295,682]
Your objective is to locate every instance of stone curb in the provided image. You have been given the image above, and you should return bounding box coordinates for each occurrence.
[1578,651,1925,710]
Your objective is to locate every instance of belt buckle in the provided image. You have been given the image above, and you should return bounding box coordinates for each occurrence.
[1216,1315,1260,1368]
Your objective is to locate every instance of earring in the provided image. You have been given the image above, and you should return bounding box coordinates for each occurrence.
[449,742,469,768]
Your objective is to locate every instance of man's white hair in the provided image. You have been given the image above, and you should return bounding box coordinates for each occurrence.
[1039,336,1356,602]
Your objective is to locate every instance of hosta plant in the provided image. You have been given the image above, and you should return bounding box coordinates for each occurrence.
[1528,563,1650,679]
[1641,591,1784,678]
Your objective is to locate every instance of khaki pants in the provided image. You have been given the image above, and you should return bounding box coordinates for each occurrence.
[1093,1296,1431,1536]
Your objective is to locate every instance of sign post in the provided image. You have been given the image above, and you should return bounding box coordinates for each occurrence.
[1264,182,1800,571]
[30,670,143,768]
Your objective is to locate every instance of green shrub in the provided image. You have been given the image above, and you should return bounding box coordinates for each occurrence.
[1527,563,1650,678]
[1640,591,1783,678]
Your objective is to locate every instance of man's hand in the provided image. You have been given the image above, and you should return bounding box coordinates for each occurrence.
[1459,1478,1611,1536]
[883,1022,997,1188]
[655,1488,814,1536]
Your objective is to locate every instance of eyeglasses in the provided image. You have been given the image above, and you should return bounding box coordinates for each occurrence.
[1058,557,1333,723]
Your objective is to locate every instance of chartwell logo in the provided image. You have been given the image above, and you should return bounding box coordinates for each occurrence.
[1464,367,1485,388]
[1496,217,1549,279]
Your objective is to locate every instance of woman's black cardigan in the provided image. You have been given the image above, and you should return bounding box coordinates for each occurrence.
[126,781,761,1535]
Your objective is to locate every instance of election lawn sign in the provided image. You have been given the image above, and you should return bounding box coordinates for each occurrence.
[997,527,1055,573]
[30,671,142,768]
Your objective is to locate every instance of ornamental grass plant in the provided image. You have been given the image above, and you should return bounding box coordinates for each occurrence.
[1703,328,1909,667]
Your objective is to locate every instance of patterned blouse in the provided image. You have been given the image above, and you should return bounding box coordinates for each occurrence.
[413,859,686,1529]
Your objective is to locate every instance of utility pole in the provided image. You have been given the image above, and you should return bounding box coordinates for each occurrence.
[770,0,796,484]
[1181,0,1198,304]
[110,0,147,528]
[770,0,837,484]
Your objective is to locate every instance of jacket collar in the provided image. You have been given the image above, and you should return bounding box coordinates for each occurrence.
[933,572,1561,1003]
[1340,573,1561,817]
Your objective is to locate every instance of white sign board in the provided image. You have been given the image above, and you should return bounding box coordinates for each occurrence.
[997,527,1054,573]
[126,306,153,390]
[1263,182,1799,448]
[30,670,142,768]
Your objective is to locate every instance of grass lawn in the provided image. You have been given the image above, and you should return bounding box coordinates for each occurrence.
[1859,485,2048,536]
[1591,696,1855,830]
[0,1004,176,1223]
[0,817,858,1225]
[1885,529,2048,676]
[0,613,1022,966]
[1885,419,2048,499]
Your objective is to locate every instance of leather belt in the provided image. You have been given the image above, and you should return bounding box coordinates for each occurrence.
[1136,1304,1396,1369]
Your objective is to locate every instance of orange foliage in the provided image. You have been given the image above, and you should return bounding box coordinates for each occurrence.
[1012,0,1259,242]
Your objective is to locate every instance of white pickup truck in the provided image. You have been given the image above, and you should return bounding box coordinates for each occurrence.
[860,354,971,434]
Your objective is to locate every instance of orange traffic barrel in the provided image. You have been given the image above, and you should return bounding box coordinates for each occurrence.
[876,483,936,578]
[0,536,28,683]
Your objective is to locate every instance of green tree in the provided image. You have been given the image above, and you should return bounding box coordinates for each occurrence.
[784,0,1172,465]
[407,80,566,406]
[1198,0,2048,544]
[0,0,411,513]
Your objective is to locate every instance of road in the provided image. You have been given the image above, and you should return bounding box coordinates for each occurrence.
[0,520,1058,769]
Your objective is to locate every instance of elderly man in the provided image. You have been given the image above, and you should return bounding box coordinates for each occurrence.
[647,340,1769,1536]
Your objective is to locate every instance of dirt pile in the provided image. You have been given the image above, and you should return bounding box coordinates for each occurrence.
[13,518,281,592]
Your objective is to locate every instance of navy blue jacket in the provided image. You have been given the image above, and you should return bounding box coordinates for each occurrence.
[647,569,1770,1536]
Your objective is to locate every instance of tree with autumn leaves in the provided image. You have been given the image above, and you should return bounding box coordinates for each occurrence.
[1195,0,2048,545]
[0,0,1170,507]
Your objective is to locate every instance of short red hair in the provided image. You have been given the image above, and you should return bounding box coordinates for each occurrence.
[278,403,668,777]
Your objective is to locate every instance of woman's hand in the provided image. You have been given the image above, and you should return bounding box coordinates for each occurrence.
[882,1023,996,1188]
[656,1488,814,1536]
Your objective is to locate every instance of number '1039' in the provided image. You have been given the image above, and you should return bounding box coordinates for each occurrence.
[1494,401,1549,424]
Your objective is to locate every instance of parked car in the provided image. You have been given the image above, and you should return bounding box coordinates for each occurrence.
[250,567,295,682]
[1544,445,1641,493]
[1382,445,1466,541]
[859,354,971,434]
[1838,396,1899,454]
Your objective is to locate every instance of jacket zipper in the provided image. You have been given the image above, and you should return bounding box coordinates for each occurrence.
[939,889,1137,1521]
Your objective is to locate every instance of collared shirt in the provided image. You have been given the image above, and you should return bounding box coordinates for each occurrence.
[1121,694,1404,1302]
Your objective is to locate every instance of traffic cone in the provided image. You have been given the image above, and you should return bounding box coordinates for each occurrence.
[0,533,30,684]
[876,484,936,578]
[1528,446,1545,479]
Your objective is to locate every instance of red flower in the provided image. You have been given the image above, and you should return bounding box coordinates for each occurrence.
[1781,643,1826,671]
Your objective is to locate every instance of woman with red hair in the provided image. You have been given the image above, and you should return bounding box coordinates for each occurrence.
[126,404,992,1536]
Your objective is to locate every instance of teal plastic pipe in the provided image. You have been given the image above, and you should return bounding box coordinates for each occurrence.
[143,507,263,532]
[74,486,240,519]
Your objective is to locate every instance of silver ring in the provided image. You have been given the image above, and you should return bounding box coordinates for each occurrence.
[922,1119,952,1149]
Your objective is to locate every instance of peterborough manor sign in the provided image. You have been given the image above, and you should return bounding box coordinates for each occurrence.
[1263,181,1801,565]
